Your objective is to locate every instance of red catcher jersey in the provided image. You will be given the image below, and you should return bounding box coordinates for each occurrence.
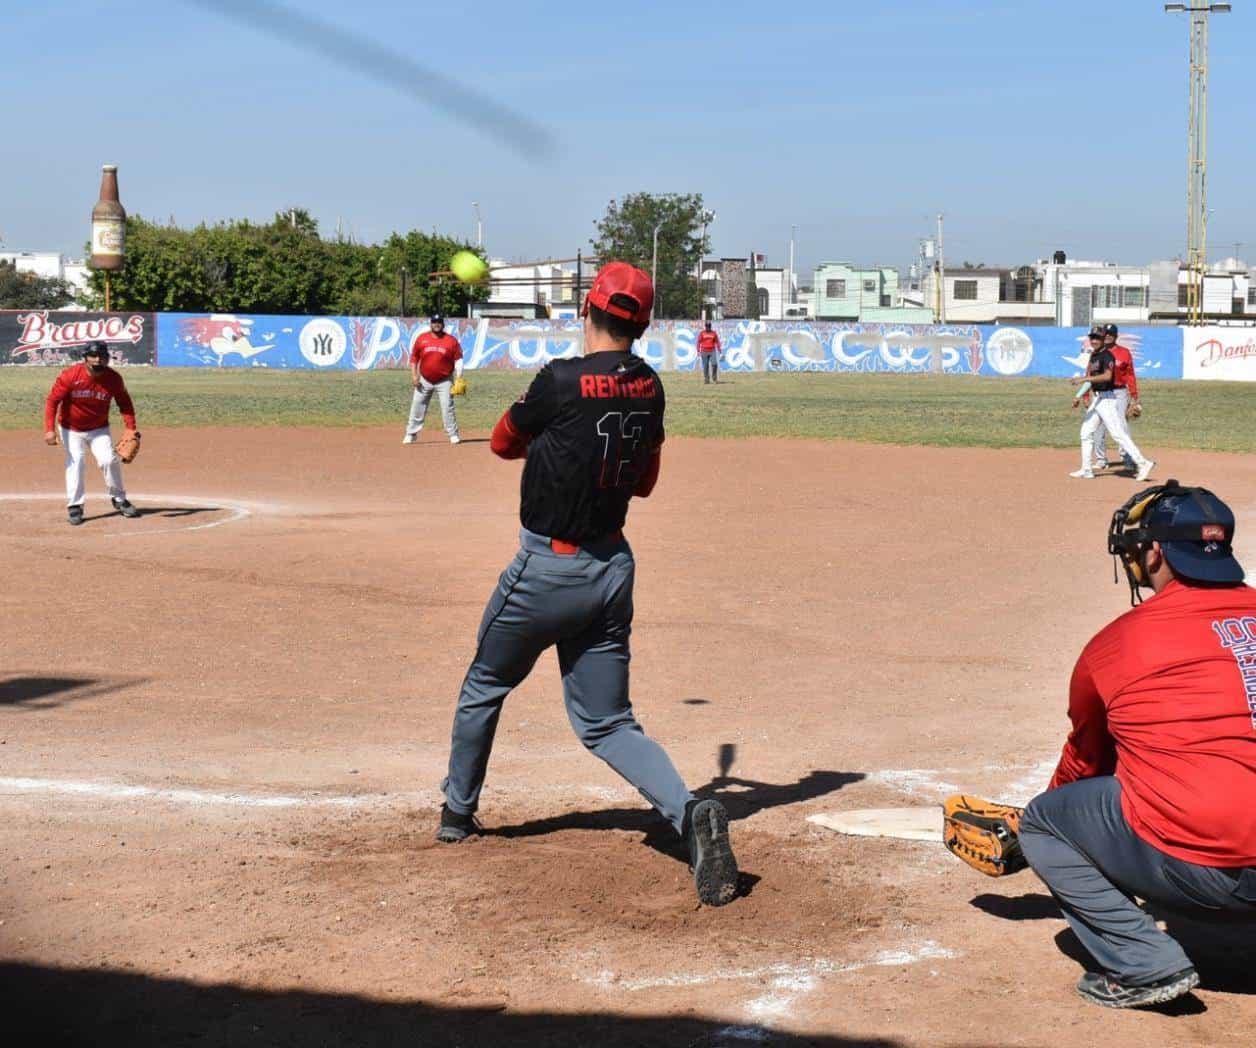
[1110,343,1140,399]
[410,331,462,384]
[1050,579,1256,866]
[44,363,137,433]
[696,330,721,353]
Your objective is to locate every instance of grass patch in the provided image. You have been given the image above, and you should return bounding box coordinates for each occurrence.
[3,368,1254,452]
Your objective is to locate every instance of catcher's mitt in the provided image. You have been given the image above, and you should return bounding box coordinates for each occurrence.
[942,794,1027,877]
[115,430,141,464]
[450,377,468,397]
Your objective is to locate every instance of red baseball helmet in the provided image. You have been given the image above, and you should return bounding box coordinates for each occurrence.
[584,261,653,325]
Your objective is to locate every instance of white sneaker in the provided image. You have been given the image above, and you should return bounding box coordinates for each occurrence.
[1093,460,1108,471]
[1069,469,1095,480]
[1136,459,1155,481]
[402,434,416,445]
[450,435,461,445]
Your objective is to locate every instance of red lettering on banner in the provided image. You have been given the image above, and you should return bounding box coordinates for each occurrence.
[1196,337,1256,368]
[11,311,146,359]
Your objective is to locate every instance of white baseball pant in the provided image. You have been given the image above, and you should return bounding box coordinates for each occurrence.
[1093,388,1136,467]
[405,379,459,440]
[61,426,125,507]
[1080,392,1147,472]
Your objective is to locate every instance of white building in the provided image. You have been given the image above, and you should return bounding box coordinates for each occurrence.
[0,251,90,304]
[752,266,803,320]
[476,258,582,318]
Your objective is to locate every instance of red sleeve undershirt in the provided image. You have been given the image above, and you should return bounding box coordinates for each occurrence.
[1049,648,1117,789]
[111,373,138,430]
[490,409,530,459]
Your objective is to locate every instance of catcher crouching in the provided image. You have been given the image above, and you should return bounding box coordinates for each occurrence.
[947,481,1256,1009]
[43,341,142,525]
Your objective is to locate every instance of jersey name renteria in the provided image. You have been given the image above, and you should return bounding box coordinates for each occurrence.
[579,374,659,399]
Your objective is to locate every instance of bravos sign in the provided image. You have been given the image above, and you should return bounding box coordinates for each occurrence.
[1183,325,1256,382]
[0,310,155,365]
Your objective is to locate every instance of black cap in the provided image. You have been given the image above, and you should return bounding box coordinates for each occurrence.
[1103,324,1119,336]
[430,314,445,325]
[83,341,109,359]
[1147,484,1244,584]
[1088,326,1104,340]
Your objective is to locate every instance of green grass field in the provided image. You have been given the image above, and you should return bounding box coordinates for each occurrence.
[4,368,1254,452]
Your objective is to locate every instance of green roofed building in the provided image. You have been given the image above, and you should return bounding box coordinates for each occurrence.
[812,262,931,323]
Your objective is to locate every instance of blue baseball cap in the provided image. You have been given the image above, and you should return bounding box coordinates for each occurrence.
[1146,486,1245,584]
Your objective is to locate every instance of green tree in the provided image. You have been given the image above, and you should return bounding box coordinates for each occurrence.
[0,260,75,309]
[590,192,710,319]
[82,212,488,317]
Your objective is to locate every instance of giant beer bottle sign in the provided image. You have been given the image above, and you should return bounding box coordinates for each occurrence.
[90,164,126,271]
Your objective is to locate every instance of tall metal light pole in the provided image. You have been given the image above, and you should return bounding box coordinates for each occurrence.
[472,201,483,248]
[1165,2,1230,325]
[696,209,714,321]
[650,221,663,322]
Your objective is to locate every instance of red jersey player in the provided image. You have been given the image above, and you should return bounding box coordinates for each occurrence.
[1018,481,1256,1008]
[403,314,464,445]
[696,320,721,384]
[43,341,140,525]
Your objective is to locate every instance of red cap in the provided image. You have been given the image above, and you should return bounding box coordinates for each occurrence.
[585,261,653,325]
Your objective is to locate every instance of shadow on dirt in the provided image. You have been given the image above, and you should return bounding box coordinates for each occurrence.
[0,675,146,710]
[972,891,1256,1003]
[0,961,903,1048]
[488,755,864,868]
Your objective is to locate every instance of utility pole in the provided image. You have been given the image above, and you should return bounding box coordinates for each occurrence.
[1165,2,1229,325]
[650,221,662,322]
[788,225,796,307]
[934,213,946,324]
[472,201,483,248]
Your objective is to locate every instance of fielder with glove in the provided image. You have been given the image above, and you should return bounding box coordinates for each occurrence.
[402,314,464,445]
[945,482,1256,1009]
[43,341,142,525]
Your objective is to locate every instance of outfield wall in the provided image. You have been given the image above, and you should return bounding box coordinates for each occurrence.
[3,310,1256,381]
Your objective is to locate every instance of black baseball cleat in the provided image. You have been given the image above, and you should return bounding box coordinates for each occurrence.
[112,498,140,518]
[435,803,480,844]
[67,506,84,526]
[1076,968,1199,1009]
[684,798,738,906]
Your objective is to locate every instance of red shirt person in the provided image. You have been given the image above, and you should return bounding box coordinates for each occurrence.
[1019,482,1256,1008]
[402,314,465,444]
[43,341,140,524]
[696,321,722,384]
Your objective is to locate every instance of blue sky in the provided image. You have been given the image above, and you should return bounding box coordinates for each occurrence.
[5,1,1252,277]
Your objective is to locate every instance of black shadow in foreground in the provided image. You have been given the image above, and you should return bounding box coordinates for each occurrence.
[0,962,903,1048]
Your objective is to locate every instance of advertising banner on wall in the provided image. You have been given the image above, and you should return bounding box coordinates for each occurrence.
[147,314,1196,377]
[0,310,156,365]
[1181,326,1256,381]
[977,326,1183,380]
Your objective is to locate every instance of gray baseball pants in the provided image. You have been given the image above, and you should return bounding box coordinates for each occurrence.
[442,529,694,833]
[1020,777,1256,984]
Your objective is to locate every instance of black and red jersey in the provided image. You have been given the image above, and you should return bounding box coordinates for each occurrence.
[1087,348,1116,392]
[498,350,665,543]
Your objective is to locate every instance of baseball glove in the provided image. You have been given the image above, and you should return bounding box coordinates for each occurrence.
[450,377,468,397]
[942,794,1027,877]
[1127,402,1143,419]
[115,430,141,464]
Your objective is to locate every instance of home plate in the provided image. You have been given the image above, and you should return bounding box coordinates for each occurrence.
[808,807,942,842]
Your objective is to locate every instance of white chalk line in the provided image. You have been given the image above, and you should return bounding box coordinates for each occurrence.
[0,492,257,536]
[868,757,1057,807]
[0,776,382,809]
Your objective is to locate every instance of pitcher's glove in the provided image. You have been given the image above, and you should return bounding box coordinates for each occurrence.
[450,377,468,397]
[1127,402,1143,419]
[942,794,1027,877]
[115,430,142,464]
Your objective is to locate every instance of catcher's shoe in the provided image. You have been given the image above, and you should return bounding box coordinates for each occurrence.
[67,505,84,526]
[1076,968,1199,1009]
[112,498,140,518]
[435,803,480,844]
[684,798,738,906]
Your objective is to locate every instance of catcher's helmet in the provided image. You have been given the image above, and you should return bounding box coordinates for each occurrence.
[83,341,109,362]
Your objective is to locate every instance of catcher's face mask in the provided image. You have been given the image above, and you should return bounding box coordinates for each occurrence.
[1107,480,1244,604]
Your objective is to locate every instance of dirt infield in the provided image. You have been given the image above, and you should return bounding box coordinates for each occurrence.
[3,427,1255,1047]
